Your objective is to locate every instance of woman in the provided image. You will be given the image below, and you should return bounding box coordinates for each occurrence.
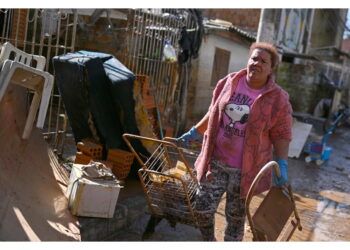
[178,42,293,241]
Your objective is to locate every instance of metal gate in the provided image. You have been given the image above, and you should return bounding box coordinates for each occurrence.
[126,9,202,137]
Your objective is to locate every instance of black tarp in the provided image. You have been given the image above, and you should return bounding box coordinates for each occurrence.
[52,51,149,162]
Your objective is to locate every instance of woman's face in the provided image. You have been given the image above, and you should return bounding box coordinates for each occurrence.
[246,49,273,86]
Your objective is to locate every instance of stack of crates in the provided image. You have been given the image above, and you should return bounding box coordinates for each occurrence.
[107,148,135,181]
[74,139,135,182]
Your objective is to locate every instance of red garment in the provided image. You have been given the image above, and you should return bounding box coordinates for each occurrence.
[194,69,293,198]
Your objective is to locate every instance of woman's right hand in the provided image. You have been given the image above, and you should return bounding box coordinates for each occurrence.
[176,126,203,147]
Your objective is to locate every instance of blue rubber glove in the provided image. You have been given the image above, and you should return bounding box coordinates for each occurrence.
[273,159,288,187]
[177,126,203,147]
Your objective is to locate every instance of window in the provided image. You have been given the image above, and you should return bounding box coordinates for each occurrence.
[210,47,231,86]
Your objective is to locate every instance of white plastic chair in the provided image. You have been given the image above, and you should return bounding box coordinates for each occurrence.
[0,42,54,139]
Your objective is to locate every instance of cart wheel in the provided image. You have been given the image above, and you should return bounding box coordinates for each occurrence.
[316,159,324,166]
[305,156,312,163]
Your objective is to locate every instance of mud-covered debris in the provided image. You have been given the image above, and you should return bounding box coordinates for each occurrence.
[62,162,73,173]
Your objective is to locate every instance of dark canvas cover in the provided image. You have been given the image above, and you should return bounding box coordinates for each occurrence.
[53,51,150,165]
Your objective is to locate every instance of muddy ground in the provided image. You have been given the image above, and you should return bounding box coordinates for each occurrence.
[111,125,350,242]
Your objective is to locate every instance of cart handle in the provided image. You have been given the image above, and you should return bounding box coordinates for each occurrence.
[163,137,202,148]
[122,134,176,166]
[245,161,281,239]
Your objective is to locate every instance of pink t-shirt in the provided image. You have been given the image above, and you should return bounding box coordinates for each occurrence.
[212,76,265,168]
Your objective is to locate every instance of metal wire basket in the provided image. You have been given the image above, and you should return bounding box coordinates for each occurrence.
[122,133,207,228]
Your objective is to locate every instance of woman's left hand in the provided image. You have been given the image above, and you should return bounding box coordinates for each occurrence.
[273,159,288,186]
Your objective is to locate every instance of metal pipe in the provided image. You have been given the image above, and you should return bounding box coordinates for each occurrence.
[6,10,12,41]
[23,9,30,51]
[127,9,136,69]
[45,34,52,71]
[130,9,138,72]
[134,10,143,74]
[154,14,163,101]
[52,10,64,145]
[46,32,54,135]
[71,10,78,52]
[1,9,8,42]
[63,11,70,54]
[38,11,45,56]
[54,11,62,56]
[14,9,21,47]
[148,12,157,80]
[144,14,152,76]
[31,9,38,55]
[144,13,153,75]
[139,11,146,75]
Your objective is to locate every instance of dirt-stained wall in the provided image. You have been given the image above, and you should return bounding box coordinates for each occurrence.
[276,60,349,114]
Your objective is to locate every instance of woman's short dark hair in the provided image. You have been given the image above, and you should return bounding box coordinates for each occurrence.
[249,42,280,70]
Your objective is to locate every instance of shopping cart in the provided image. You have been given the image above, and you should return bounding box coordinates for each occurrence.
[122,133,206,229]
[245,161,302,241]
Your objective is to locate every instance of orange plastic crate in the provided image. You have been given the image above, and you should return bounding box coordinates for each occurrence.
[74,152,93,164]
[107,149,134,165]
[107,149,135,180]
[111,162,132,180]
[77,140,103,159]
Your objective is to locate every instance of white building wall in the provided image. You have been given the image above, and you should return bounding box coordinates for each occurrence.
[193,34,250,117]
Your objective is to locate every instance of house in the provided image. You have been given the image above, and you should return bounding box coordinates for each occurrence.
[257,9,350,115]
[189,9,259,122]
[285,9,350,115]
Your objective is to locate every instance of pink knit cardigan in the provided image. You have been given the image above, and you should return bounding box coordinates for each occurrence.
[194,69,293,198]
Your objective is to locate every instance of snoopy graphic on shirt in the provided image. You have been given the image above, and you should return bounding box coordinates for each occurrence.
[225,103,250,128]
